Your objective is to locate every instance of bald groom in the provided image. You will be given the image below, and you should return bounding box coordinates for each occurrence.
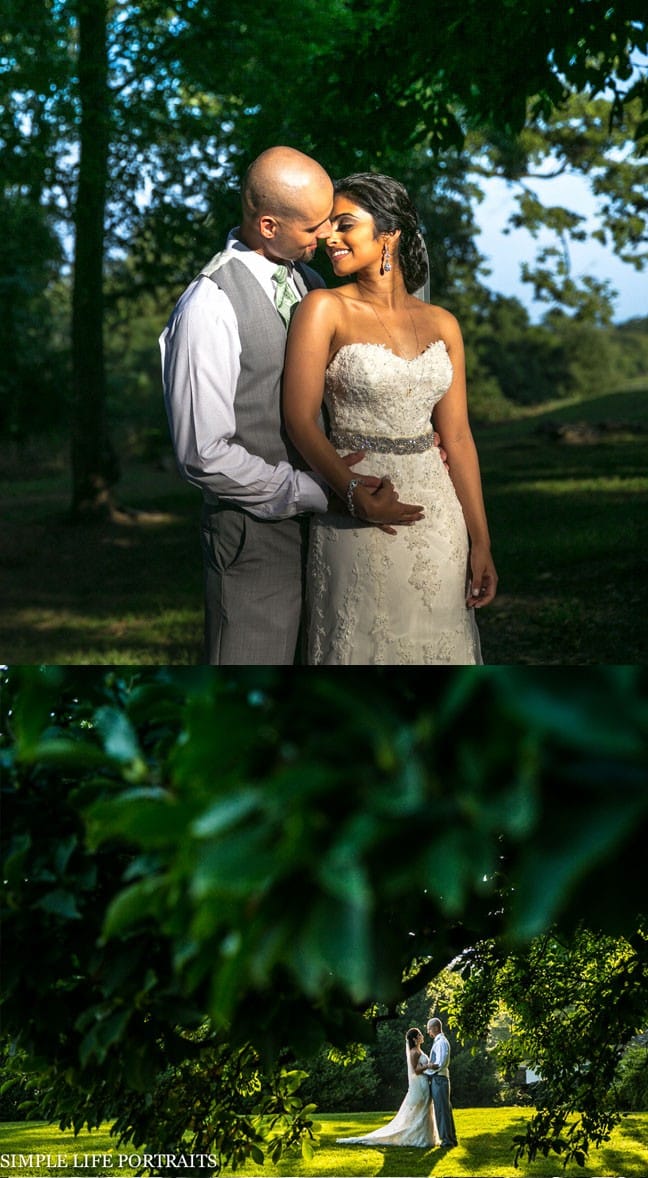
[426,1017,458,1148]
[161,147,334,664]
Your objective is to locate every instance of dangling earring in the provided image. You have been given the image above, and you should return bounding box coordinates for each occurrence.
[380,240,391,275]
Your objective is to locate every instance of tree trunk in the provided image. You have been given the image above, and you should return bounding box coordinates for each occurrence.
[70,0,118,520]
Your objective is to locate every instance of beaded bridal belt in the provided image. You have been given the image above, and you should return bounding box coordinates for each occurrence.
[331,428,436,454]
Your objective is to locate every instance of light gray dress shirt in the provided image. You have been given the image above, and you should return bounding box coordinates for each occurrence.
[429,1033,451,1077]
[159,232,329,520]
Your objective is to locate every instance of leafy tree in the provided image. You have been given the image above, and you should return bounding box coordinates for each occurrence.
[469,91,648,322]
[0,196,67,438]
[612,315,648,379]
[450,1043,503,1108]
[70,0,117,518]
[297,1045,380,1113]
[1,666,647,1168]
[613,1041,648,1111]
[3,0,647,512]
[449,926,648,1166]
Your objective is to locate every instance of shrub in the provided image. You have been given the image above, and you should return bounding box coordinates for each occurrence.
[614,1043,648,1111]
[297,1048,379,1112]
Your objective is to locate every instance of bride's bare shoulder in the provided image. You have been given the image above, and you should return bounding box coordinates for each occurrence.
[302,285,356,303]
[427,303,463,339]
[410,300,463,350]
[300,286,356,314]
[296,287,360,335]
[294,287,345,329]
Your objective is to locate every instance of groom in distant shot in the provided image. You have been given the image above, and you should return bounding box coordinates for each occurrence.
[425,1017,458,1148]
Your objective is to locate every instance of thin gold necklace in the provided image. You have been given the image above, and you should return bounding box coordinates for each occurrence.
[366,301,421,394]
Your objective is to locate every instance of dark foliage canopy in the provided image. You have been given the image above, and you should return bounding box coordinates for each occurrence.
[1,667,647,1168]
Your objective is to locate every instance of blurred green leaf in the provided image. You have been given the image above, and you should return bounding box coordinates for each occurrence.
[85,789,188,849]
[79,1009,132,1067]
[496,670,645,755]
[295,894,372,1003]
[53,834,78,876]
[280,1069,307,1095]
[190,829,276,899]
[19,739,111,769]
[34,889,81,920]
[102,877,166,938]
[94,706,139,761]
[191,789,260,838]
[125,683,185,729]
[3,833,31,886]
[10,667,65,754]
[512,797,646,937]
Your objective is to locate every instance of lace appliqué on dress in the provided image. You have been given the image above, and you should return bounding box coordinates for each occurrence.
[306,341,482,666]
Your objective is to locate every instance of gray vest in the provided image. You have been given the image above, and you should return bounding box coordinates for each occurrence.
[203,256,324,476]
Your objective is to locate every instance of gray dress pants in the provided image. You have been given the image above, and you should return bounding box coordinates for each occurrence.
[201,503,307,665]
[430,1075,457,1146]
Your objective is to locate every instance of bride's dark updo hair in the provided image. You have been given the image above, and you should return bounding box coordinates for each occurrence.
[406,1027,422,1049]
[333,172,428,294]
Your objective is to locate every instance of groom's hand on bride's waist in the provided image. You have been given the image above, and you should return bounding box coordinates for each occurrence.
[432,429,449,472]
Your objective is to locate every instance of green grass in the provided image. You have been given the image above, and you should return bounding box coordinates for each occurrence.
[1,1111,647,1177]
[473,382,648,664]
[0,461,203,664]
[1,380,646,663]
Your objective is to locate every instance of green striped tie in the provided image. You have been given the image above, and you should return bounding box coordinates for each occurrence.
[273,265,299,326]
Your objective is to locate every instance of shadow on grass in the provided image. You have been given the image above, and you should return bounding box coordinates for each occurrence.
[330,1106,648,1177]
[328,1112,530,1177]
[617,1112,648,1147]
[0,466,204,662]
[369,1121,521,1177]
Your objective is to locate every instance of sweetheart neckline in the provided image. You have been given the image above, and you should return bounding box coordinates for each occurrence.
[330,339,447,366]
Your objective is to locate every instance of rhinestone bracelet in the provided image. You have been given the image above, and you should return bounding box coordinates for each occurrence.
[346,477,367,518]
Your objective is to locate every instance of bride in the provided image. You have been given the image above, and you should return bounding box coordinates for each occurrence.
[282,172,497,665]
[336,1028,440,1148]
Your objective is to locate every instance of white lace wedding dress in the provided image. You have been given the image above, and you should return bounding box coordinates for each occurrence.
[306,341,482,665]
[336,1048,440,1148]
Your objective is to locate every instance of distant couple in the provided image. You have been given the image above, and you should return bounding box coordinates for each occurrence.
[161,146,496,666]
[337,1018,458,1150]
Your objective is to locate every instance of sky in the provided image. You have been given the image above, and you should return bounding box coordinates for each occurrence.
[473,171,646,324]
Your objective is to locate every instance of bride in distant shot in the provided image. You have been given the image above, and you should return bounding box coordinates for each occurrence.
[283,172,497,665]
[336,1028,440,1148]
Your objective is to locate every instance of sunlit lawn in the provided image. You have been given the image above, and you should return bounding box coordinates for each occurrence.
[0,381,645,663]
[1,1111,647,1177]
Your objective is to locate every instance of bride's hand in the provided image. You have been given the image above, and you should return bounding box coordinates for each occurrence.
[354,478,424,536]
[466,543,498,607]
[340,451,382,491]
